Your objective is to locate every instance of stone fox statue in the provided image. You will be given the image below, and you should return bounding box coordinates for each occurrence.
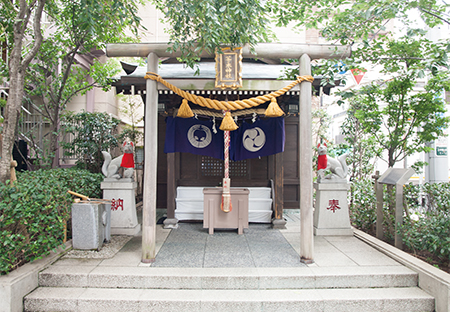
[102,141,135,179]
[317,143,348,182]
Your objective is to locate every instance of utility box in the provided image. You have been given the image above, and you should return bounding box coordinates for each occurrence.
[203,188,249,234]
[71,201,111,250]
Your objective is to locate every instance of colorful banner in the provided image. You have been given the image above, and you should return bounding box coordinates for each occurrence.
[164,117,224,160]
[230,117,285,161]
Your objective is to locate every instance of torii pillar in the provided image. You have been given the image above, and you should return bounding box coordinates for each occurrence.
[299,54,314,263]
[141,52,159,262]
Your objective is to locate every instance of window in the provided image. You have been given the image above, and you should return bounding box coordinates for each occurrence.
[201,156,247,178]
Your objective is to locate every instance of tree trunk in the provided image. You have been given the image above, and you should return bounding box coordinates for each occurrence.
[50,111,60,169]
[0,0,45,184]
[0,62,25,184]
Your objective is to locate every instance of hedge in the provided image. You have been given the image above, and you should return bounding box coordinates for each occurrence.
[0,168,103,275]
[350,179,450,269]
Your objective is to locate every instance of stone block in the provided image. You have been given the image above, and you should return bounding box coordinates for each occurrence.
[101,180,140,235]
[314,182,353,236]
[72,202,110,250]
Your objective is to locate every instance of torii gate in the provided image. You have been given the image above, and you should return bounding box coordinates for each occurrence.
[106,42,351,263]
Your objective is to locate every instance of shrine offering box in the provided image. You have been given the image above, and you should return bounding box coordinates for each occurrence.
[203,188,249,234]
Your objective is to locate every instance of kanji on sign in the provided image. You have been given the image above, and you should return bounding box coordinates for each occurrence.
[111,198,124,211]
[327,199,340,213]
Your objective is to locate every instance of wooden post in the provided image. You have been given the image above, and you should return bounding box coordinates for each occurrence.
[272,152,286,229]
[142,52,159,263]
[395,182,403,249]
[274,152,283,219]
[163,152,179,229]
[373,170,384,240]
[10,156,17,183]
[167,153,176,219]
[299,53,314,263]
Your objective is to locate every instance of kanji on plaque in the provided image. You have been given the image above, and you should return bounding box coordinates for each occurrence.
[111,198,124,211]
[327,199,340,213]
[215,47,242,90]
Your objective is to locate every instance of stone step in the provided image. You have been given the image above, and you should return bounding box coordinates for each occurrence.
[38,265,418,290]
[24,286,435,312]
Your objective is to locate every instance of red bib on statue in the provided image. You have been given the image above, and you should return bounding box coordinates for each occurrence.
[317,154,327,170]
[121,153,134,168]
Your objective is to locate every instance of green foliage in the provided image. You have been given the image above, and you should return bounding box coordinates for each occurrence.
[117,127,143,146]
[402,215,450,263]
[270,0,450,90]
[61,111,120,173]
[19,0,144,169]
[151,0,274,72]
[351,180,450,266]
[402,182,450,264]
[351,77,449,167]
[117,94,144,145]
[404,182,450,216]
[269,0,448,44]
[0,168,103,275]
[338,92,382,182]
[338,34,450,168]
[280,60,353,88]
[349,178,377,232]
[312,106,332,148]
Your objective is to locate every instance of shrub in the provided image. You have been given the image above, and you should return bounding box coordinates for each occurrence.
[349,178,377,233]
[348,179,450,269]
[61,111,120,173]
[401,182,450,266]
[402,214,450,262]
[0,168,103,275]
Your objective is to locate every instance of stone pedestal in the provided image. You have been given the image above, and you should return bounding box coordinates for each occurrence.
[163,218,179,229]
[272,218,287,229]
[314,182,353,236]
[101,178,141,235]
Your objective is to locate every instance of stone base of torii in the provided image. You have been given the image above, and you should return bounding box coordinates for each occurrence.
[105,42,351,264]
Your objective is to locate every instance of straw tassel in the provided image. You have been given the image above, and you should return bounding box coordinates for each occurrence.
[177,99,194,118]
[220,111,239,131]
[265,97,285,117]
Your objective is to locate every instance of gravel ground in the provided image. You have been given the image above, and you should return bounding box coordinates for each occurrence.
[62,235,132,259]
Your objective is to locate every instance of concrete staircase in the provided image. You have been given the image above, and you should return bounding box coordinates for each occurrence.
[24,265,434,311]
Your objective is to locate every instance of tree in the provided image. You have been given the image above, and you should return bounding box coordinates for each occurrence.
[0,0,45,184]
[269,0,449,44]
[61,111,120,173]
[25,0,145,169]
[151,0,274,71]
[347,33,450,168]
[0,0,146,184]
[151,0,449,71]
[116,94,144,146]
[338,94,381,182]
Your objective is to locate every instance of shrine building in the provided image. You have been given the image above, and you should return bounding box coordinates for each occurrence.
[106,42,350,263]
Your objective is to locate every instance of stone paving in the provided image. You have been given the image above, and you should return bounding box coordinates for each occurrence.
[22,209,441,312]
[57,209,402,270]
[152,223,305,268]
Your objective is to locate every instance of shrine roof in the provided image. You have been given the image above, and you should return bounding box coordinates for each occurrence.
[118,61,295,80]
[113,61,342,96]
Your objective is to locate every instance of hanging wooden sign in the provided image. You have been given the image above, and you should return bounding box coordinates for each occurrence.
[215,47,242,90]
